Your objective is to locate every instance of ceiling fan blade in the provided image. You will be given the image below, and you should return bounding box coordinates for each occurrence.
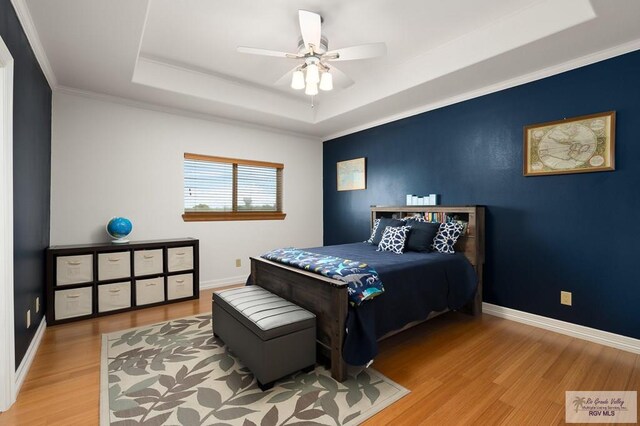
[326,64,354,89]
[324,42,387,61]
[237,46,300,59]
[298,10,321,52]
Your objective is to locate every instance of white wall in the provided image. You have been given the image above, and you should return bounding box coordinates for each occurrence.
[51,92,323,287]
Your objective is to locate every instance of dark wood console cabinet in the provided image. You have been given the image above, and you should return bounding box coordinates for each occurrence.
[46,238,199,325]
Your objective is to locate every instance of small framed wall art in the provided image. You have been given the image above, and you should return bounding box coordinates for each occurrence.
[337,157,366,191]
[523,111,615,176]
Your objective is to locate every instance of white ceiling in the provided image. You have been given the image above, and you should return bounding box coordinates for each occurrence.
[21,0,640,139]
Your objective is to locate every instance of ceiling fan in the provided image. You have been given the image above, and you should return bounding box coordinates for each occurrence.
[237,10,386,97]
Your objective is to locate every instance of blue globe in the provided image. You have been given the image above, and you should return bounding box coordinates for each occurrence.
[106,217,132,242]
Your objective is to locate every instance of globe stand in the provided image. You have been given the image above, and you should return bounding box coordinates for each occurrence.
[106,217,133,245]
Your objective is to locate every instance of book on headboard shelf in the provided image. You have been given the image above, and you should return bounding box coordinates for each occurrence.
[377,207,470,235]
[422,212,469,235]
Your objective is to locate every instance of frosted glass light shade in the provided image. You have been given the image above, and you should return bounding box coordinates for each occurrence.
[305,64,320,84]
[305,82,318,96]
[291,70,305,90]
[319,72,333,91]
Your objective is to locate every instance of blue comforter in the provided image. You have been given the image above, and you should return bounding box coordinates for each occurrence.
[302,243,478,366]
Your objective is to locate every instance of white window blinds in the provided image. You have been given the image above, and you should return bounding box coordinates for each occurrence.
[183,153,284,219]
[237,165,279,211]
[184,159,233,211]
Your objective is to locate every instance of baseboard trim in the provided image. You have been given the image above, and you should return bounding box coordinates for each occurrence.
[199,275,247,291]
[483,302,640,354]
[14,317,46,394]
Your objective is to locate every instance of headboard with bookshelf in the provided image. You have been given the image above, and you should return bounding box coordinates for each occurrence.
[370,205,485,314]
[370,205,484,266]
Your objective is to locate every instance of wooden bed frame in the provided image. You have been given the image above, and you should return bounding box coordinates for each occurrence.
[250,205,485,382]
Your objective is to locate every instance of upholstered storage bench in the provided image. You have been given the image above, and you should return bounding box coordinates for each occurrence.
[212,286,316,391]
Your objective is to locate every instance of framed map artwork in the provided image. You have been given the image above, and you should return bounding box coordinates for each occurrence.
[337,157,366,191]
[524,111,615,176]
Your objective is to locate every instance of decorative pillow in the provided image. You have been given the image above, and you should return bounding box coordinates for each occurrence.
[377,225,411,254]
[370,218,405,245]
[432,222,464,254]
[366,219,381,244]
[405,217,432,226]
[405,221,441,252]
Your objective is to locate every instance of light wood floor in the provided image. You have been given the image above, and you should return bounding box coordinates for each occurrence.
[0,289,638,425]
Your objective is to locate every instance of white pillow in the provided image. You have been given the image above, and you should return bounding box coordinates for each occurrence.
[377,225,411,254]
[366,218,381,244]
[432,222,464,254]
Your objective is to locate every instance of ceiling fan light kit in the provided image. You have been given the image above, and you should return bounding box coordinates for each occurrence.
[319,72,333,91]
[305,62,320,84]
[291,70,305,90]
[237,9,387,101]
[305,82,319,96]
[291,62,332,93]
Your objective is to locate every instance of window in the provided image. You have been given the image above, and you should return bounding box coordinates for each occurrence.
[183,153,285,221]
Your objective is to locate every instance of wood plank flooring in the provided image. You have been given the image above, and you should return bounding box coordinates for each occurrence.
[0,289,637,425]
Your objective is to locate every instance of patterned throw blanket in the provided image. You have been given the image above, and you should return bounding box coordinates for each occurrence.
[261,248,384,306]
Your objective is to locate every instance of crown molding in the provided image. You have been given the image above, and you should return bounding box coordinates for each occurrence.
[323,38,640,141]
[15,0,637,143]
[10,0,57,89]
[54,86,321,142]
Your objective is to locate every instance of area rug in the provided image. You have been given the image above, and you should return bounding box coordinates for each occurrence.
[101,314,409,425]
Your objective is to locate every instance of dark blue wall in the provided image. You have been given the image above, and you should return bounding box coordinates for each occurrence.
[1,0,52,367]
[324,50,640,339]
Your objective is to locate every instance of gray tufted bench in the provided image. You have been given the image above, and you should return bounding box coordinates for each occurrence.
[212,286,316,391]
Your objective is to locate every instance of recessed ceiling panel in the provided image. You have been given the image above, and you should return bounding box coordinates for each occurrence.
[22,0,640,138]
[139,0,542,93]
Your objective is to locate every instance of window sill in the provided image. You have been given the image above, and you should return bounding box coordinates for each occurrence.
[182,212,287,222]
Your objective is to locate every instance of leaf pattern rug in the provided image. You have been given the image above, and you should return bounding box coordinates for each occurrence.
[101,314,409,425]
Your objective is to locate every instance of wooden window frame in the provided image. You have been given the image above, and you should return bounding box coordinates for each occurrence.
[182,153,286,222]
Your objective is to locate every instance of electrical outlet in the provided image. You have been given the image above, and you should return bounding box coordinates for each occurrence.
[560,291,572,306]
[27,310,31,328]
[235,259,242,268]
[36,297,40,313]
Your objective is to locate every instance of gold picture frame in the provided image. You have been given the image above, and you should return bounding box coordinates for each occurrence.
[523,111,615,176]
[337,157,366,191]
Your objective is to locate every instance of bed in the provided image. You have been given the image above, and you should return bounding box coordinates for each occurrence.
[249,205,485,381]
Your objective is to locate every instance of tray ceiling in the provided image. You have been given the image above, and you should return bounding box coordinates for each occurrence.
[22,0,640,138]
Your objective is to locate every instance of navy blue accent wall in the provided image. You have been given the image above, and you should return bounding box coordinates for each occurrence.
[1,0,52,366]
[324,50,640,339]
